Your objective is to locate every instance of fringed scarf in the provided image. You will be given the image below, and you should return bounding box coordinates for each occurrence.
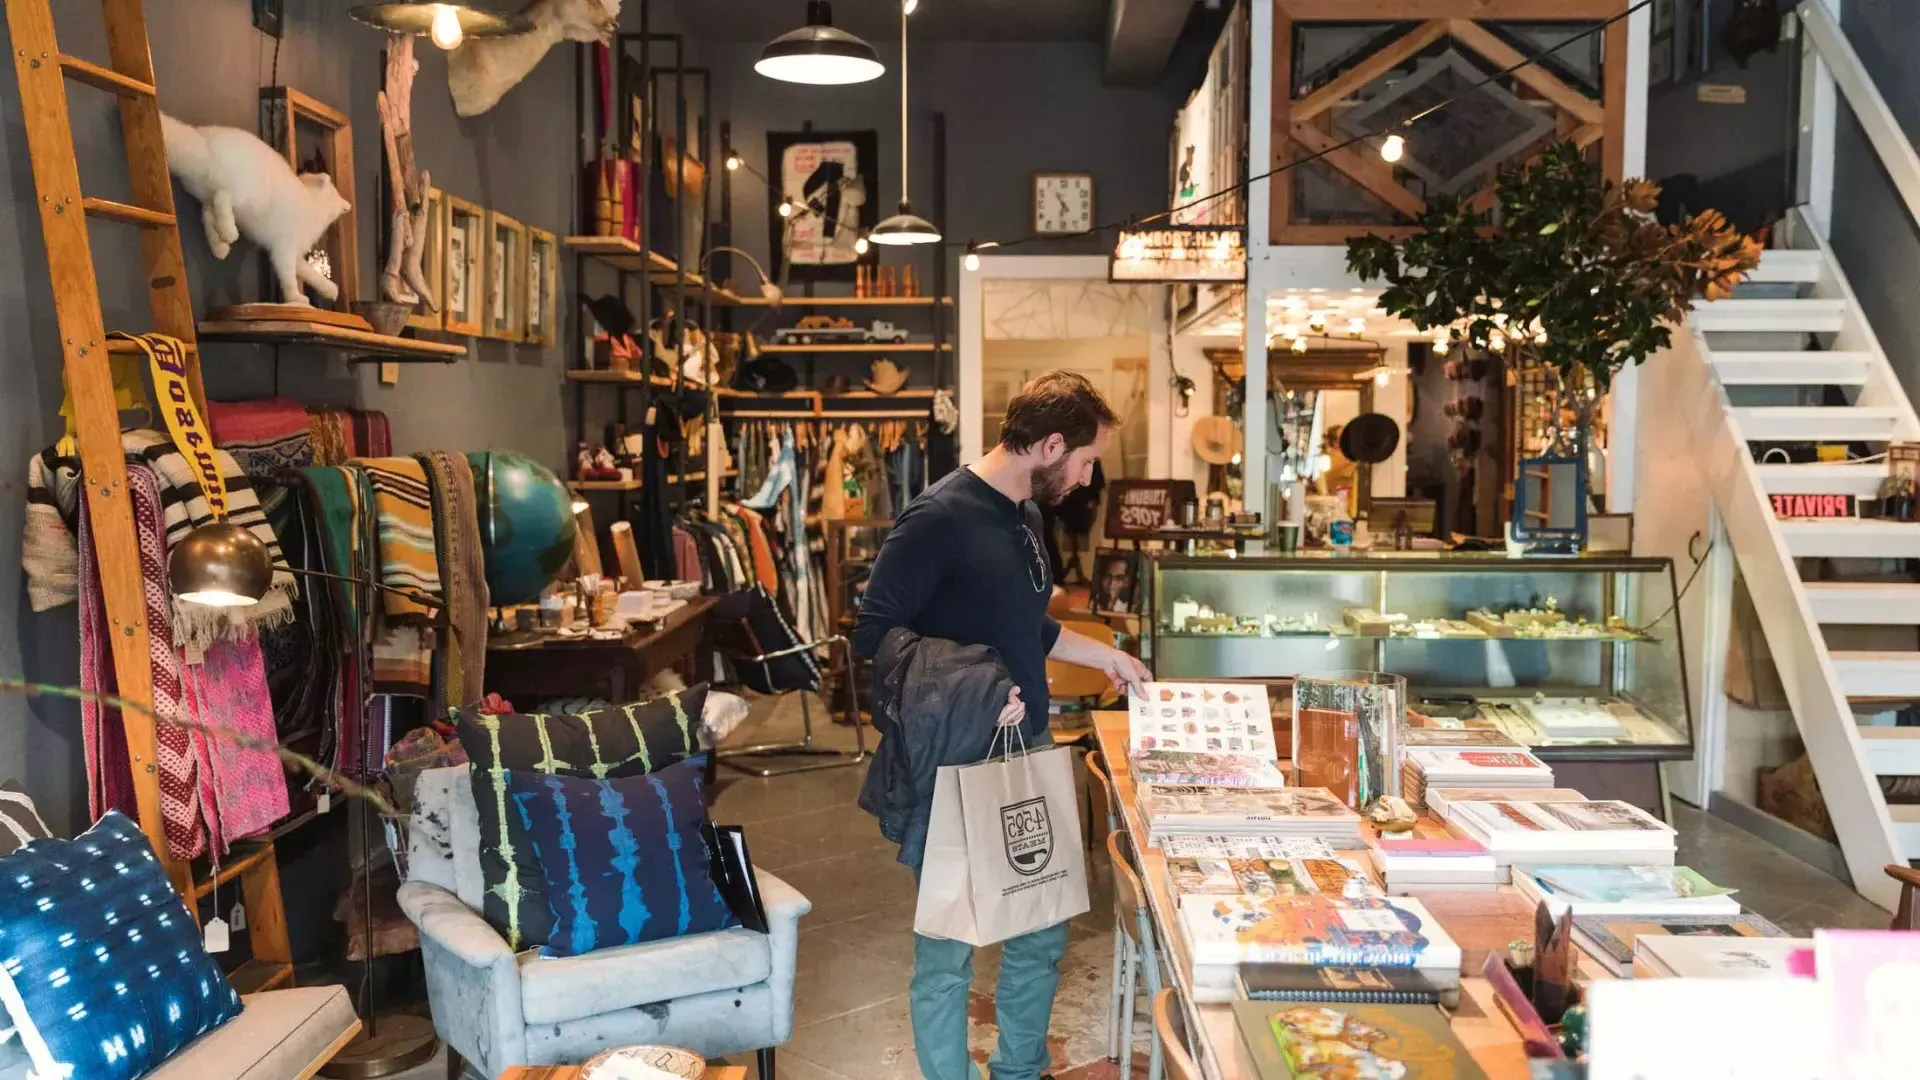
[415,451,488,708]
[183,640,290,853]
[305,466,370,774]
[76,490,137,824]
[129,464,208,862]
[121,429,297,649]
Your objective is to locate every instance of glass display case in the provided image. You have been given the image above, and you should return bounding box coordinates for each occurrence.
[1144,553,1692,761]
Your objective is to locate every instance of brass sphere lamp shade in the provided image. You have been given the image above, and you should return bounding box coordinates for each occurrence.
[168,521,274,608]
[756,1,885,85]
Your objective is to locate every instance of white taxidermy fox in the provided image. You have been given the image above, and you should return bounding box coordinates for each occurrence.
[159,112,351,306]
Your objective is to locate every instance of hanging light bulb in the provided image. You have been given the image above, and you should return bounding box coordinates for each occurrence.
[725,154,742,172]
[430,4,464,48]
[348,3,531,49]
[756,1,885,85]
[1375,367,1391,387]
[1307,310,1327,333]
[1230,452,1243,466]
[1433,330,1451,355]
[1380,133,1405,163]
[853,234,869,255]
[778,198,794,219]
[1489,330,1507,352]
[868,2,941,246]
[903,0,919,12]
[1346,317,1365,340]
[964,250,980,272]
[570,498,591,514]
[1292,335,1309,354]
[1316,452,1334,473]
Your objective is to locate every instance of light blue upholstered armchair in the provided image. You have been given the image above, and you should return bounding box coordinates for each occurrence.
[397,767,810,1079]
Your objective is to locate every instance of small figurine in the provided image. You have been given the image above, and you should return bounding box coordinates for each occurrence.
[1364,795,1420,832]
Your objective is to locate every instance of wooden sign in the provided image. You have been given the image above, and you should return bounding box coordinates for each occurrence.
[1105,479,1197,540]
[1769,493,1856,519]
[1110,226,1245,283]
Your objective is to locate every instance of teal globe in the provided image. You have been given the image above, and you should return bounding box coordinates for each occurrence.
[468,450,575,605]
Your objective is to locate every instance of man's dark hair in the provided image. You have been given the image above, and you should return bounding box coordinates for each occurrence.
[997,371,1118,453]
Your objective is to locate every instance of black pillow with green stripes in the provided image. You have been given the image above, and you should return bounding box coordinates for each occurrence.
[453,683,709,950]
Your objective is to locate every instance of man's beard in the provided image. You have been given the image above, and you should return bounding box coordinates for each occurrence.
[1031,457,1077,506]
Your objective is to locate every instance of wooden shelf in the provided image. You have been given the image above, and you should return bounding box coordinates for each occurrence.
[760,342,949,354]
[735,295,951,307]
[566,369,675,385]
[563,235,743,303]
[569,479,641,492]
[196,320,467,361]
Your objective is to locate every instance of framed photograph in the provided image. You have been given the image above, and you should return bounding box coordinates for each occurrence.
[1090,548,1144,617]
[258,86,357,309]
[766,128,879,282]
[484,210,526,342]
[442,194,483,337]
[405,187,447,332]
[525,226,557,348]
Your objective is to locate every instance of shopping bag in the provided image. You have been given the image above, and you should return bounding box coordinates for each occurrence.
[914,731,1089,946]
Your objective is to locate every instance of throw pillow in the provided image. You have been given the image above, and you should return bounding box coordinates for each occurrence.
[0,783,51,856]
[454,682,710,949]
[0,811,242,1080]
[505,757,735,957]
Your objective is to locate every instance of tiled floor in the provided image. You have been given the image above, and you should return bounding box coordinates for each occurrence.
[402,691,1890,1080]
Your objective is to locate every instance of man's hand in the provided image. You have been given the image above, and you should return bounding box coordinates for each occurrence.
[997,686,1026,727]
[1049,625,1150,698]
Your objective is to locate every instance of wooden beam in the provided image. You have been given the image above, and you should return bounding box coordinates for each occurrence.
[1280,0,1622,18]
[1447,19,1605,126]
[1278,224,1422,244]
[1294,20,1449,123]
[1271,5,1294,247]
[1602,11,1627,182]
[1291,121,1429,219]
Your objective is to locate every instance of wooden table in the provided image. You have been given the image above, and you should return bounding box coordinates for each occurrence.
[1093,710,1596,1080]
[501,1066,745,1080]
[487,596,717,704]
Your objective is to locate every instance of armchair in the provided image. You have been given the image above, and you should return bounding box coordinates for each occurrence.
[397,767,810,1078]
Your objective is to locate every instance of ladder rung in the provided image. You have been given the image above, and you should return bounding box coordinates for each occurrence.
[190,843,275,901]
[105,336,196,354]
[58,54,155,99]
[82,196,174,228]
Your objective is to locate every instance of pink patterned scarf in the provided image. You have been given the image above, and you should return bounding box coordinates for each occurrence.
[183,641,289,852]
[129,465,207,861]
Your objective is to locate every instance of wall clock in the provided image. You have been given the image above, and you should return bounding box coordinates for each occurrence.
[1033,173,1094,236]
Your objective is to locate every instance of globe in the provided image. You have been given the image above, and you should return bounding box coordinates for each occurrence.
[468,450,576,606]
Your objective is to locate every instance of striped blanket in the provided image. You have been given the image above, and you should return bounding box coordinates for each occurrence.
[354,458,442,698]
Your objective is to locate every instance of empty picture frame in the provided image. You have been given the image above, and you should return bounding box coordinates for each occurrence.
[259,87,358,309]
[405,187,448,332]
[443,194,484,337]
[485,210,527,342]
[526,226,557,347]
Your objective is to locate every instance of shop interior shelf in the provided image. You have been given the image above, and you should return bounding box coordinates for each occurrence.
[733,295,951,307]
[758,342,950,354]
[195,320,468,361]
[563,235,743,303]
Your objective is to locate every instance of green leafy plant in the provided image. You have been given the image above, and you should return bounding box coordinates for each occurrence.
[1347,141,1761,449]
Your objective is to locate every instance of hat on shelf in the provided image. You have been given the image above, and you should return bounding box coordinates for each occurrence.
[1340,412,1402,464]
[1191,414,1240,466]
[865,358,910,395]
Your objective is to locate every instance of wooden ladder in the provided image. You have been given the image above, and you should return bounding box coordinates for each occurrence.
[7,0,294,992]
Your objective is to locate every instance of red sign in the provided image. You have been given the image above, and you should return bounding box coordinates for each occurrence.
[1769,493,1857,519]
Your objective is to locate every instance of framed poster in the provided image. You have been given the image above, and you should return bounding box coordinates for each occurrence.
[405,187,447,332]
[485,210,527,342]
[443,194,483,337]
[1090,548,1144,617]
[525,226,557,348]
[766,128,878,282]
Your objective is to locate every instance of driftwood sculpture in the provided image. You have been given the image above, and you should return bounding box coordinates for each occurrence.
[447,0,620,118]
[378,35,434,310]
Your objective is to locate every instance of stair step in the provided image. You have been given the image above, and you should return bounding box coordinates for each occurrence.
[57,54,155,98]
[1733,405,1900,442]
[1779,518,1920,559]
[1754,461,1889,496]
[1748,249,1826,283]
[1858,727,1920,775]
[1692,297,1848,333]
[1805,582,1920,623]
[1888,805,1920,860]
[1832,651,1920,700]
[81,196,174,228]
[1712,351,1871,386]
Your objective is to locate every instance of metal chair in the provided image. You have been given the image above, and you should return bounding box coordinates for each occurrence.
[1153,989,1202,1080]
[1107,829,1164,1080]
[710,604,868,777]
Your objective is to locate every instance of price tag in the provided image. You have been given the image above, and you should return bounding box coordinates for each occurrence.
[230,903,247,932]
[204,917,230,954]
[318,791,332,815]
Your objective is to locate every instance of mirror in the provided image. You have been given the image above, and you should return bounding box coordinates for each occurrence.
[1513,455,1587,547]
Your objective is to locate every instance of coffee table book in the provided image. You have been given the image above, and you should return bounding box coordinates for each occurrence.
[1231,1000,1488,1080]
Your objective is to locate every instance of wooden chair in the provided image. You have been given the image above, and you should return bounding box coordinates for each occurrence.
[1107,830,1165,1080]
[1887,864,1920,929]
[1047,617,1121,704]
[1153,989,1203,1080]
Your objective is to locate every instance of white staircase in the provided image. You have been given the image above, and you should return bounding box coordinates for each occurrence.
[1668,213,1920,910]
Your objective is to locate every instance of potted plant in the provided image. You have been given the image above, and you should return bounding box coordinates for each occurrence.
[1346,140,1762,456]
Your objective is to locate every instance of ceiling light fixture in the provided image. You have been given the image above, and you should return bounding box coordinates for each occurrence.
[348,3,533,50]
[755,1,885,86]
[868,0,941,246]
[903,0,919,12]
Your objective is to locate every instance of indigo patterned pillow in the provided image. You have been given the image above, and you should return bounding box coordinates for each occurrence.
[0,812,242,1080]
[454,683,709,949]
[506,757,736,958]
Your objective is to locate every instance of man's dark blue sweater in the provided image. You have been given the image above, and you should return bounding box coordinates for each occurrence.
[853,467,1061,741]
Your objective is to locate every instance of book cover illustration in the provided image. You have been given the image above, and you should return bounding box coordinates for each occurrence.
[1455,801,1551,833]
[1129,681,1276,755]
[1161,835,1338,861]
[1144,786,1357,822]
[1575,913,1786,968]
[1402,727,1520,748]
[1531,800,1669,833]
[1131,750,1288,786]
[1233,1000,1487,1080]
[1373,838,1490,859]
[1524,865,1731,904]
[1187,894,1456,968]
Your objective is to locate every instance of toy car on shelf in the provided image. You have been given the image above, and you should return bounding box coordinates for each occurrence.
[771,317,911,346]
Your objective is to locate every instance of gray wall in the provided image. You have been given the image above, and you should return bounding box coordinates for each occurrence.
[0,0,699,835]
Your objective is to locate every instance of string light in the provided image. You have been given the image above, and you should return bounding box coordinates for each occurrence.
[1433,330,1451,355]
[1346,317,1365,339]
[1307,310,1327,333]
[964,250,980,272]
[1380,133,1405,163]
[430,4,464,49]
[778,199,794,219]
[1291,335,1309,354]
[1375,367,1391,387]
[726,154,742,171]
[853,234,869,255]
[1489,330,1507,352]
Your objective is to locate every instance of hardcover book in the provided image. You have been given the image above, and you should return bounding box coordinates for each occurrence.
[1130,750,1288,788]
[1181,893,1462,972]
[1160,835,1338,861]
[1168,855,1380,903]
[1573,913,1787,977]
[1232,1000,1488,1080]
[1633,934,1811,979]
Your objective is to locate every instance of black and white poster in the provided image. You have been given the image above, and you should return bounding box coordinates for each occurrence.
[767,129,878,282]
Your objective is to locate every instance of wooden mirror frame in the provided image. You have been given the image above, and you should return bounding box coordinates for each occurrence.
[258,87,357,309]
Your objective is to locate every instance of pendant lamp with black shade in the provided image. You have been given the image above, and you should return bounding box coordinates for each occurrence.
[868,0,941,247]
[756,1,885,86]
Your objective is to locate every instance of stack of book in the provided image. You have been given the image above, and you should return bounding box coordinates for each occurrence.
[1401,746,1554,808]
[1130,750,1290,793]
[1181,893,1464,1006]
[1165,835,1380,908]
[1367,837,1502,894]
[1233,1000,1488,1080]
[1572,912,1789,978]
[1444,798,1676,867]
[1140,785,1363,847]
[1426,785,1588,822]
[1632,934,1812,979]
[1512,864,1741,919]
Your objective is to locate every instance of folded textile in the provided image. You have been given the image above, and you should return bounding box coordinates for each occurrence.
[307,409,354,467]
[184,639,290,852]
[22,447,81,611]
[415,451,488,708]
[355,410,392,457]
[351,457,442,622]
[207,397,314,476]
[76,488,137,824]
[305,465,372,760]
[122,428,296,647]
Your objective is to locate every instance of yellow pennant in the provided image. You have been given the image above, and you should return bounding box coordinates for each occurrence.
[107,332,229,519]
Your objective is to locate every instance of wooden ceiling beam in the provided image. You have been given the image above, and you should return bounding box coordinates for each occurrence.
[1293,20,1450,123]
[1447,19,1605,126]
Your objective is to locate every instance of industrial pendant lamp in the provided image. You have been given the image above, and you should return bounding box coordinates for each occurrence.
[756,1,885,86]
[348,3,533,51]
[868,0,941,247]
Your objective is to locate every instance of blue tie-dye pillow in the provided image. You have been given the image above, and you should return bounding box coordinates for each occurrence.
[505,757,736,957]
[0,811,242,1080]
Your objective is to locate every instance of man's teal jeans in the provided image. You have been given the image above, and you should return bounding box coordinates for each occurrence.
[911,922,1073,1080]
